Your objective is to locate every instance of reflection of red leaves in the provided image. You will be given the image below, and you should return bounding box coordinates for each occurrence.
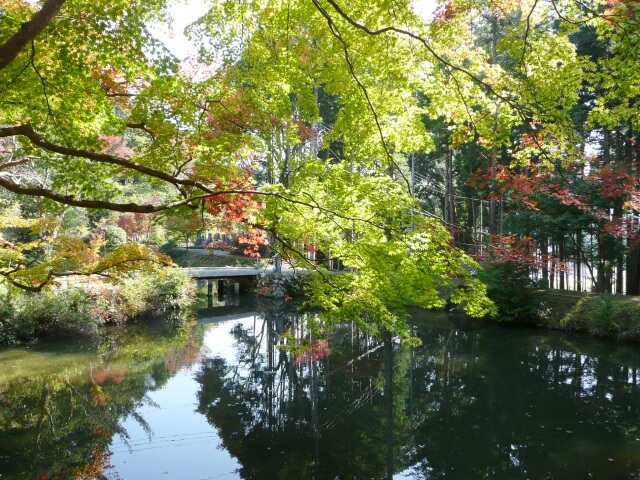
[294,339,330,364]
[92,366,130,385]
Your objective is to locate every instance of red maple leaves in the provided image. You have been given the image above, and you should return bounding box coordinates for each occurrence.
[204,168,269,257]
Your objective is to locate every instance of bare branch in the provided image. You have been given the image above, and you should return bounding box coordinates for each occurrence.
[126,122,156,140]
[0,157,30,171]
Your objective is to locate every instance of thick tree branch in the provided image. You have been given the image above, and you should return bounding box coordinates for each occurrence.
[0,0,66,71]
[0,174,213,212]
[0,157,30,171]
[0,124,215,193]
[1,269,53,292]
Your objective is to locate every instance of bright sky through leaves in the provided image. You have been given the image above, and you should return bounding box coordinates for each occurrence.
[156,0,438,59]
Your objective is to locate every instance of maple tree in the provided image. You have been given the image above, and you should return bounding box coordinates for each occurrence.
[4,0,640,328]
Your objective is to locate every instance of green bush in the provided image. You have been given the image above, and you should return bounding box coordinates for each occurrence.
[153,268,197,311]
[104,224,127,251]
[583,295,617,336]
[0,284,18,344]
[100,268,197,322]
[478,261,544,323]
[0,268,197,345]
[117,274,156,319]
[12,288,99,340]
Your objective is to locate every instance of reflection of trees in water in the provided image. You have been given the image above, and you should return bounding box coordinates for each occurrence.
[197,309,640,480]
[0,323,205,479]
[406,325,640,479]
[196,303,411,479]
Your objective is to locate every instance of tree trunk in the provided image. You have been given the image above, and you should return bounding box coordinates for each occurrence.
[576,231,582,292]
[559,235,565,290]
[540,237,549,288]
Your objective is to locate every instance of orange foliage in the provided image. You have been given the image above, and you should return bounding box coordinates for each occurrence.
[205,168,269,257]
[91,366,130,385]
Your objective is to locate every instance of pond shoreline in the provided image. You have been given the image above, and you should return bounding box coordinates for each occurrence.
[511,289,640,343]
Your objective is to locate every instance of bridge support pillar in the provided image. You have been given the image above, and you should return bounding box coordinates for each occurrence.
[217,280,224,301]
[234,282,240,294]
[207,280,213,308]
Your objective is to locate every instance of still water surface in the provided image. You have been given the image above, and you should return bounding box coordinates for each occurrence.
[2,298,640,479]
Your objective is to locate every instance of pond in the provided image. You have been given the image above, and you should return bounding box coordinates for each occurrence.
[2,296,640,479]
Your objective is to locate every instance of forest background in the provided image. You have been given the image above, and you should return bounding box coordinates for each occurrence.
[1,0,639,342]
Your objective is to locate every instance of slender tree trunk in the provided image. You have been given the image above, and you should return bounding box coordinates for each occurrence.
[550,242,556,289]
[596,237,608,293]
[626,238,640,295]
[576,231,582,292]
[559,235,565,290]
[445,147,458,245]
[602,127,611,164]
[540,237,549,288]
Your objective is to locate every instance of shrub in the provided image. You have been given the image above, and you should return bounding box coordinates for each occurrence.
[478,261,544,323]
[153,268,197,311]
[12,288,99,339]
[206,239,233,251]
[0,268,197,344]
[559,294,640,341]
[99,268,197,323]
[117,273,156,320]
[0,284,19,344]
[104,224,127,251]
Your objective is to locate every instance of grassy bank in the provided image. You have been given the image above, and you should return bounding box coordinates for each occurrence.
[539,290,640,342]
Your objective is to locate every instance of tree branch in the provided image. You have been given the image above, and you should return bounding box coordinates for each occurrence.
[0,124,214,193]
[0,174,213,212]
[0,157,30,171]
[126,122,156,140]
[0,0,66,71]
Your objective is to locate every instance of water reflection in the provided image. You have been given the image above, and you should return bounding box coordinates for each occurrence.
[0,322,205,479]
[196,306,408,479]
[2,301,640,479]
[193,305,640,479]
